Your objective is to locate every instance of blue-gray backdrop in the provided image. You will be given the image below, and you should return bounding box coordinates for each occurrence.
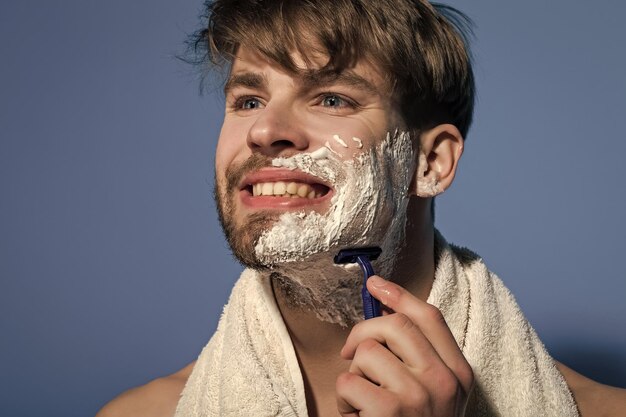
[1,1,625,416]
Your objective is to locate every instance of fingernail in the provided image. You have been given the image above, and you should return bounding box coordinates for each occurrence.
[368,275,386,288]
[368,276,393,305]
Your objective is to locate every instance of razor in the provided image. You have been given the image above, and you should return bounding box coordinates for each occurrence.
[334,247,383,320]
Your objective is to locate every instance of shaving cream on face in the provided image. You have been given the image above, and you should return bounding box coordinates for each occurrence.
[255,130,417,326]
[415,151,442,197]
[323,141,341,157]
[332,134,349,148]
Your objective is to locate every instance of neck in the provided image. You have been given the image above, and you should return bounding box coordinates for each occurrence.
[271,198,436,355]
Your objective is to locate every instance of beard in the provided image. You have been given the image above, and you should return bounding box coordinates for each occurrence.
[214,131,417,326]
[214,153,277,269]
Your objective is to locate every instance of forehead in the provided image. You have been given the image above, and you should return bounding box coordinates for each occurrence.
[227,46,391,94]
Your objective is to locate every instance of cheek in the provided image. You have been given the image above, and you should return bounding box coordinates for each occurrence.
[215,119,252,176]
[316,115,392,160]
[322,129,379,160]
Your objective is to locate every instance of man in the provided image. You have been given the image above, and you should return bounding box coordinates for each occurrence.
[98,0,626,416]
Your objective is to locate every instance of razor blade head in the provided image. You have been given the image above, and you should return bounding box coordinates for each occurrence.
[334,247,382,264]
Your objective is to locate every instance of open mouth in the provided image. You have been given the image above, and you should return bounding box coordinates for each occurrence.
[245,181,330,199]
[239,169,333,207]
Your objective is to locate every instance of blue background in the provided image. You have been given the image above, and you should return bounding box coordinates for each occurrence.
[1,1,625,416]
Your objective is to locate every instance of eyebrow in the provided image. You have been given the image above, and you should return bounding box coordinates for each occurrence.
[223,69,381,97]
[223,72,268,95]
[301,70,381,96]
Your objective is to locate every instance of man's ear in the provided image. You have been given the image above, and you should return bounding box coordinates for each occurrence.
[410,124,464,197]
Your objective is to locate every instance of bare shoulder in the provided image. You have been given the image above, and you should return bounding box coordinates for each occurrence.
[556,360,626,417]
[96,361,196,417]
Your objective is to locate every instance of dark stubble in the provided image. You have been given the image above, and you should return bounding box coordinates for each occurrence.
[214,153,281,269]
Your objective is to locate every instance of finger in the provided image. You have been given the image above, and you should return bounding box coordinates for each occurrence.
[343,318,466,405]
[336,371,397,417]
[348,338,416,391]
[342,313,442,373]
[365,275,473,392]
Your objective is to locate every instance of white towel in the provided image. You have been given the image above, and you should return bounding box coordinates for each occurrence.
[175,232,580,416]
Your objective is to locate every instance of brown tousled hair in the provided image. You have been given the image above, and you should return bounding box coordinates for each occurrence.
[186,0,475,137]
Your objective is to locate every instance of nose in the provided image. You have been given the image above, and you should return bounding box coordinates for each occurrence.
[246,103,309,157]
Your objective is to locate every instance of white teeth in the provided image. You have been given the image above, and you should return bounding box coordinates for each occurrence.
[297,184,309,197]
[286,182,298,195]
[273,181,286,195]
[261,183,274,196]
[251,181,324,198]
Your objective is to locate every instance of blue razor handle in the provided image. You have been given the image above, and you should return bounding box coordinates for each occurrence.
[334,247,383,320]
[355,255,382,320]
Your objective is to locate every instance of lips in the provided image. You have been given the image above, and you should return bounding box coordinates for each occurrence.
[239,168,332,208]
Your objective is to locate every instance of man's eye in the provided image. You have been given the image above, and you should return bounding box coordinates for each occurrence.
[321,94,350,108]
[242,98,261,109]
[234,97,263,110]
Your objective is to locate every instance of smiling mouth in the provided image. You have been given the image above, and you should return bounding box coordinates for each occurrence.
[239,169,334,208]
[245,181,330,199]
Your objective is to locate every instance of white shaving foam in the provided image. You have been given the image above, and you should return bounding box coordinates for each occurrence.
[352,137,363,148]
[255,130,417,325]
[332,134,349,148]
[415,151,442,196]
[323,141,341,157]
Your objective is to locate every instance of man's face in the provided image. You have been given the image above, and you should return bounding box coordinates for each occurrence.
[214,46,416,269]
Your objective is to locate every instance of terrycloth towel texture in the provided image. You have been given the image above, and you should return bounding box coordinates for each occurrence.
[175,232,580,416]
